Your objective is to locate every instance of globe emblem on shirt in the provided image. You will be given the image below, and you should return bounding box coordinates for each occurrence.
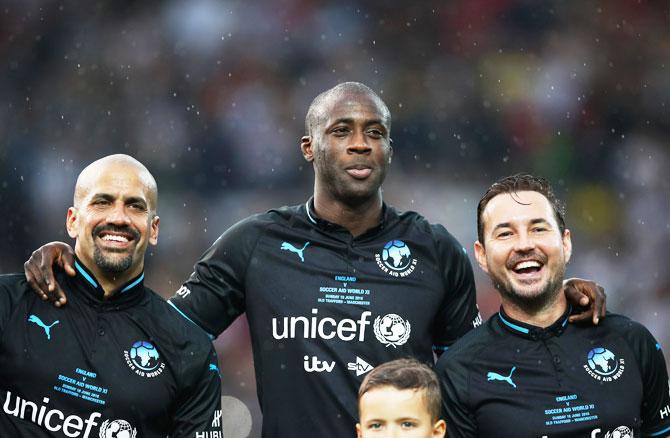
[374,313,411,348]
[99,419,137,438]
[587,347,618,376]
[130,341,160,372]
[604,426,633,438]
[382,240,412,271]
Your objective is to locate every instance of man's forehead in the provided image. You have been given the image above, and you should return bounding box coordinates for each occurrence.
[320,91,389,123]
[484,191,555,225]
[76,163,156,206]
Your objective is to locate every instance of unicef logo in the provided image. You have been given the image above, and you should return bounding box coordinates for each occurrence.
[374,314,411,348]
[382,240,412,271]
[130,341,160,372]
[604,426,633,438]
[99,419,137,438]
[587,347,619,376]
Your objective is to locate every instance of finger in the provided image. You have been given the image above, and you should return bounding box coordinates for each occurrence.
[54,285,67,306]
[569,311,593,323]
[59,251,76,277]
[594,285,606,323]
[586,283,603,325]
[39,257,58,294]
[563,283,587,308]
[24,262,50,300]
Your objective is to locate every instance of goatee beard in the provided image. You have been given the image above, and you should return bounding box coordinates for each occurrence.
[93,246,133,273]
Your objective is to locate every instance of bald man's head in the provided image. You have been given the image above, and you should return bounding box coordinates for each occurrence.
[304,82,391,137]
[66,154,160,282]
[74,154,158,214]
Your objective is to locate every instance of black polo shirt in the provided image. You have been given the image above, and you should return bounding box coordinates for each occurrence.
[168,200,481,437]
[436,305,670,437]
[0,260,222,438]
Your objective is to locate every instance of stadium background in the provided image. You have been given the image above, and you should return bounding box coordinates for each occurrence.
[1,1,668,435]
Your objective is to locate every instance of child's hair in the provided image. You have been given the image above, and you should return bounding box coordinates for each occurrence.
[358,358,441,421]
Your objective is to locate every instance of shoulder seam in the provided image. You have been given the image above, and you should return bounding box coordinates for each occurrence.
[241,214,282,287]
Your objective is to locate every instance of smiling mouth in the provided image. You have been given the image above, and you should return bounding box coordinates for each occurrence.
[94,226,139,250]
[506,259,546,284]
[512,260,543,274]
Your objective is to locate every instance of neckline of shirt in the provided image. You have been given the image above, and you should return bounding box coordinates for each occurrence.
[67,256,146,308]
[496,304,572,340]
[303,197,396,238]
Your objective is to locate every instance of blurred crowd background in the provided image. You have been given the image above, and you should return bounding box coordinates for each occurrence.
[1,1,669,435]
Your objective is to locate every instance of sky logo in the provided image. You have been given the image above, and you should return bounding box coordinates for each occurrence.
[487,366,517,388]
[280,241,310,262]
[28,314,59,340]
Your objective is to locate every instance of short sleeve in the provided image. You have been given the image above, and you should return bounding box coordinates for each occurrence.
[171,345,223,437]
[431,226,480,355]
[435,351,478,438]
[168,216,266,337]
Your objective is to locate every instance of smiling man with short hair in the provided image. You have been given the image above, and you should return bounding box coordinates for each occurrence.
[0,155,222,437]
[436,173,670,438]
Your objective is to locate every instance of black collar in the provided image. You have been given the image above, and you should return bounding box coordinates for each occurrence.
[496,305,572,340]
[302,197,396,239]
[64,257,146,309]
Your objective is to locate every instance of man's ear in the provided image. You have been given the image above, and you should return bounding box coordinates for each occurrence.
[474,241,489,274]
[562,228,572,264]
[355,423,362,438]
[300,136,314,162]
[66,207,79,239]
[388,143,393,164]
[149,215,160,246]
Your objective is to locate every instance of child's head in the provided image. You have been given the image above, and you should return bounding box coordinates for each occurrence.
[356,358,446,437]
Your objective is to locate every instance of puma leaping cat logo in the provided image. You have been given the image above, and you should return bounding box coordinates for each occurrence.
[28,314,60,340]
[280,241,310,262]
[487,366,517,388]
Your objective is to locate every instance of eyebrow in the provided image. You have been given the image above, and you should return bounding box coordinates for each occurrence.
[491,218,551,233]
[124,196,148,207]
[329,117,388,129]
[91,193,148,207]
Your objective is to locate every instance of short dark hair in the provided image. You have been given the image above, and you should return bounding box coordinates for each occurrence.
[304,81,391,136]
[477,173,566,245]
[358,358,441,421]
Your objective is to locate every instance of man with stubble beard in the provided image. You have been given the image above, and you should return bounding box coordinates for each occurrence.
[436,173,670,437]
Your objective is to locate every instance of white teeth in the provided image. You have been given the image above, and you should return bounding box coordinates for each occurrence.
[514,261,541,270]
[101,235,128,242]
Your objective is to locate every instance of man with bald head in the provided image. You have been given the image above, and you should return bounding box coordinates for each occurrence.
[25,84,604,437]
[0,155,222,437]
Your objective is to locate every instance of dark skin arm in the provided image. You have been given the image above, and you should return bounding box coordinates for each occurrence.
[563,278,606,324]
[24,242,608,324]
[24,242,75,307]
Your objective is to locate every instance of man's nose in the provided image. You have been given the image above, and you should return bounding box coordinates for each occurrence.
[514,231,535,252]
[347,131,372,154]
[107,203,131,224]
